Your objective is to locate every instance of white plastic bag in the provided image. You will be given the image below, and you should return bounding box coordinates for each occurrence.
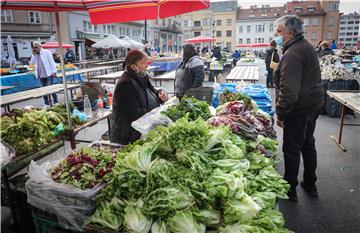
[131,97,178,136]
[0,141,16,167]
[26,160,105,231]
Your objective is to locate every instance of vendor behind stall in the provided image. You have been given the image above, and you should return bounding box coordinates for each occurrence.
[110,49,168,145]
[175,44,204,99]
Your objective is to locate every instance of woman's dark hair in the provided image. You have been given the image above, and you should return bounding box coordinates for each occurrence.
[123,49,147,70]
[182,44,198,62]
[270,40,277,47]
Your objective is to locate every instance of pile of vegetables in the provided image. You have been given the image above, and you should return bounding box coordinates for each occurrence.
[50,145,121,190]
[162,97,212,122]
[208,101,276,140]
[85,115,290,232]
[319,54,359,81]
[219,89,253,106]
[0,104,82,155]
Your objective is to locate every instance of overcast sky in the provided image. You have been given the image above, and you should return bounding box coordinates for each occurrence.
[212,0,360,14]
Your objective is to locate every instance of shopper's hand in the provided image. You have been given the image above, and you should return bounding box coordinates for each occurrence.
[158,90,168,102]
[276,119,285,128]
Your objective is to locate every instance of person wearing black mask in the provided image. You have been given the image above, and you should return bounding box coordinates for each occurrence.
[111,50,168,144]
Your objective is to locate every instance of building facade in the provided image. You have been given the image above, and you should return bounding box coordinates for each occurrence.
[338,12,360,49]
[286,0,340,46]
[181,0,237,51]
[1,9,62,59]
[236,5,286,46]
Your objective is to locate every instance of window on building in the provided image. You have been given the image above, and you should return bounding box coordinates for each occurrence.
[226,42,232,48]
[339,32,345,36]
[256,24,265,33]
[340,27,346,30]
[355,21,359,24]
[311,31,317,40]
[269,23,273,32]
[327,31,332,39]
[247,25,251,33]
[239,25,243,33]
[303,18,309,26]
[328,2,339,11]
[202,18,211,26]
[226,19,232,26]
[307,7,315,12]
[216,19,222,26]
[246,38,250,44]
[304,32,308,38]
[239,38,243,44]
[345,38,352,41]
[339,38,344,41]
[249,15,255,18]
[194,20,201,27]
[354,38,358,41]
[295,7,302,12]
[328,17,334,26]
[340,21,346,24]
[216,31,222,37]
[83,21,92,32]
[226,30,232,37]
[1,10,13,22]
[312,18,318,26]
[194,31,201,37]
[205,30,212,37]
[347,21,354,24]
[28,11,41,24]
[354,26,359,30]
[184,20,188,27]
[346,32,353,36]
[126,28,130,36]
[347,27,353,30]
[354,32,359,36]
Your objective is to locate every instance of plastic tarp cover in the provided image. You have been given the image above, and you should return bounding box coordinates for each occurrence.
[26,160,105,232]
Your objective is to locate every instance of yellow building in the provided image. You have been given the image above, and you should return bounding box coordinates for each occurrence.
[181,0,237,51]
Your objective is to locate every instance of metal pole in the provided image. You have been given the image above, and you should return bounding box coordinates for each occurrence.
[144,20,148,44]
[54,5,72,128]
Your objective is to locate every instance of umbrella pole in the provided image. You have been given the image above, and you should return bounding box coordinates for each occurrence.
[54,7,72,128]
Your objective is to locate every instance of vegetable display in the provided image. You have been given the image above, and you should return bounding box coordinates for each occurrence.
[50,144,120,189]
[0,103,81,155]
[86,115,290,232]
[208,101,276,140]
[161,97,212,122]
[319,54,359,81]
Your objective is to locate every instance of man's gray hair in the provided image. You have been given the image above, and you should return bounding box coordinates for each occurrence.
[275,15,304,35]
[32,41,42,47]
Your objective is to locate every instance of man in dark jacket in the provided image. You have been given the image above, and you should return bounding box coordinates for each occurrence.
[265,40,280,87]
[273,15,324,201]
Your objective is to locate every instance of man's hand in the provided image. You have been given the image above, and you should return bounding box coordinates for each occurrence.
[158,90,168,102]
[51,73,57,78]
[276,119,285,128]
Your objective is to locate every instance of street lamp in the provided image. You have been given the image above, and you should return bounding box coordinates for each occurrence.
[212,22,215,47]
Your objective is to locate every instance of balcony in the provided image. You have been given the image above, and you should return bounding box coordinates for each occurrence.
[76,30,101,39]
[160,24,182,34]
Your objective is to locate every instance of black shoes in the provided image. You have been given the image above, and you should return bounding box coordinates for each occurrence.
[300,181,319,198]
[287,188,298,202]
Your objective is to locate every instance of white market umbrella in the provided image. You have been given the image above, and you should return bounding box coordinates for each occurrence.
[6,35,17,66]
[92,34,130,49]
[122,37,144,49]
[49,35,56,42]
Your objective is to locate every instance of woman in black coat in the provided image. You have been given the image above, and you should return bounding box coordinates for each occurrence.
[265,40,280,88]
[110,50,168,145]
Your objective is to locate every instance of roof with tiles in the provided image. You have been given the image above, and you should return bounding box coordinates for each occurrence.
[286,1,326,16]
[236,5,287,20]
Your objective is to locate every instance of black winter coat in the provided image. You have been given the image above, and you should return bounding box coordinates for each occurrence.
[273,35,324,122]
[110,69,162,144]
[265,47,280,71]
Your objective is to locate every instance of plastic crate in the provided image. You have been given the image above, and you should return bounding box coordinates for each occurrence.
[32,207,81,233]
[184,86,214,104]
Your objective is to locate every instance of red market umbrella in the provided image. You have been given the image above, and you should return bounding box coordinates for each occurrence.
[251,43,270,48]
[1,0,210,128]
[185,36,216,43]
[236,44,252,48]
[1,0,210,24]
[41,41,74,49]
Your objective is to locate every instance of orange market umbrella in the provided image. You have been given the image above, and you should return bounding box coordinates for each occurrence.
[236,44,252,48]
[1,0,211,128]
[185,36,216,43]
[251,43,270,48]
[41,41,74,49]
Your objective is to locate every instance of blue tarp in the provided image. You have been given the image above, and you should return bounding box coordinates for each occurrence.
[1,70,82,95]
[150,60,181,72]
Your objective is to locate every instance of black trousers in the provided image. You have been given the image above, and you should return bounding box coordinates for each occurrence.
[266,69,274,86]
[283,110,320,189]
